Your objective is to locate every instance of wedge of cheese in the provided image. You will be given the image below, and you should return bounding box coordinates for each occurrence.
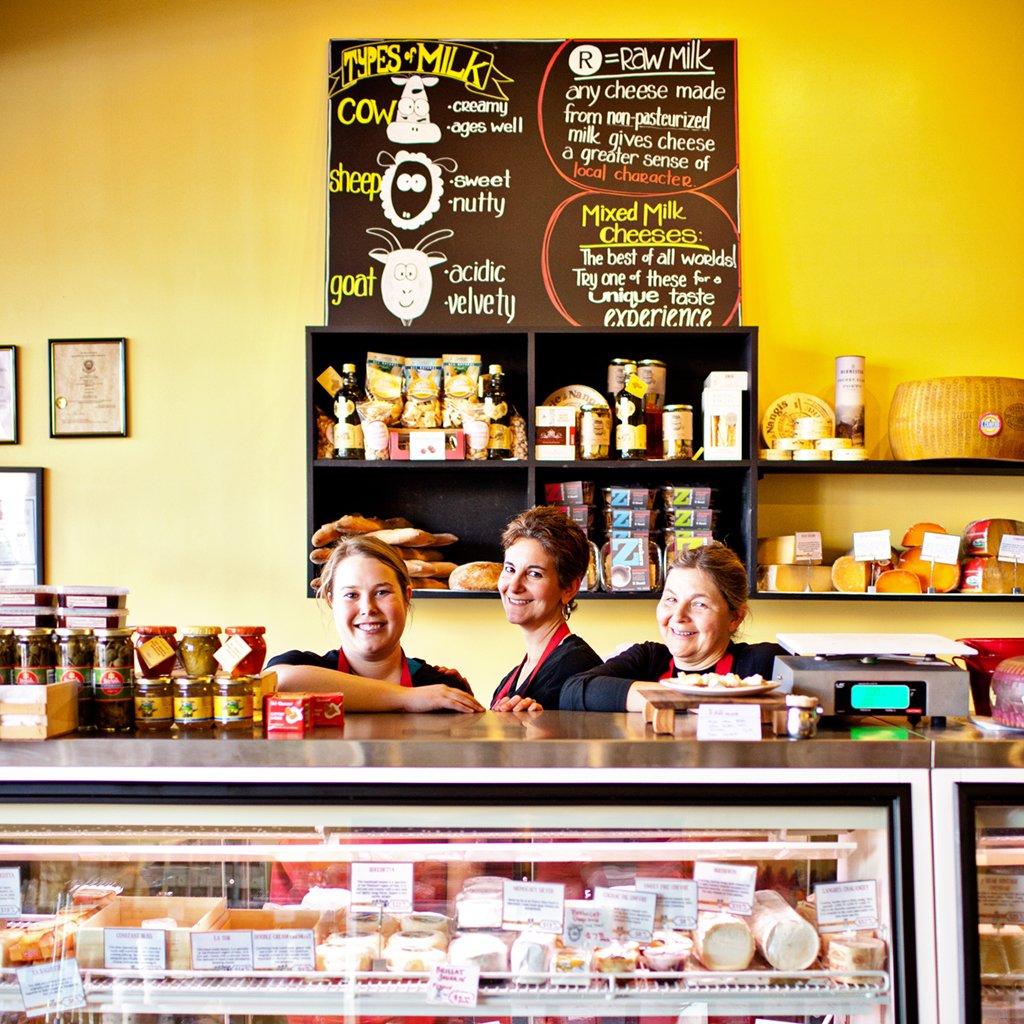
[758,564,834,593]
[757,535,822,565]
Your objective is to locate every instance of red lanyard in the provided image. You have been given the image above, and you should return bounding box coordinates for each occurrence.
[660,651,734,680]
[337,648,413,687]
[491,622,570,707]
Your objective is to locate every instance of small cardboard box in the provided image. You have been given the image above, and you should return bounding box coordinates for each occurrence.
[535,406,577,460]
[76,895,227,970]
[0,681,78,740]
[211,907,330,944]
[388,428,466,460]
[701,387,744,460]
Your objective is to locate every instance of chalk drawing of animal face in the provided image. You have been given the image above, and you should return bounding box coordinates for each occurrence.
[367,227,454,326]
[387,75,441,144]
[379,150,457,231]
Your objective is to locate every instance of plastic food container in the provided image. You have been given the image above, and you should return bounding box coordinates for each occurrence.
[600,538,664,592]
[55,586,129,609]
[56,606,129,630]
[0,585,60,607]
[178,627,222,677]
[661,485,716,509]
[600,486,658,510]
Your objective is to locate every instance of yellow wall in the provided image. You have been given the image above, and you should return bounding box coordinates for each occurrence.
[2,1,1022,699]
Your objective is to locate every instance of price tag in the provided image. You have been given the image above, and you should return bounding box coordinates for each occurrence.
[214,634,251,673]
[593,886,657,943]
[190,930,254,971]
[16,958,86,1017]
[636,876,698,930]
[853,529,892,562]
[502,880,565,932]
[999,534,1024,563]
[138,636,175,670]
[562,901,613,949]
[427,962,479,1006]
[920,531,960,565]
[316,366,344,397]
[350,862,414,912]
[696,703,762,742]
[253,929,316,971]
[103,928,167,970]
[694,862,757,916]
[794,531,823,562]
[0,866,21,916]
[814,879,880,932]
[978,874,1024,925]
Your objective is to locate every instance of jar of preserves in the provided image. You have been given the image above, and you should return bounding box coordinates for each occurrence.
[662,404,694,460]
[134,676,174,732]
[214,675,255,730]
[94,628,135,734]
[55,627,96,733]
[223,626,267,678]
[178,627,222,677]
[0,629,15,685]
[174,676,214,731]
[134,626,178,678]
[14,628,56,685]
[578,404,611,460]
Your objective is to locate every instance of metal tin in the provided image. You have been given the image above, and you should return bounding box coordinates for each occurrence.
[637,359,667,410]
[578,404,611,460]
[662,404,694,460]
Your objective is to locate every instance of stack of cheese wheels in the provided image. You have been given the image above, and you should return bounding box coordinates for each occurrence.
[694,911,755,971]
[750,890,821,971]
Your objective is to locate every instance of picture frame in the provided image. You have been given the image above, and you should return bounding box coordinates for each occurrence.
[49,337,127,438]
[0,346,17,444]
[0,468,44,584]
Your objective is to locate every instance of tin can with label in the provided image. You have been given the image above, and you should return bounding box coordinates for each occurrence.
[578,404,612,460]
[663,404,694,459]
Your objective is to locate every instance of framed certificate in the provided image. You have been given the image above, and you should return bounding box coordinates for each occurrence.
[0,468,44,584]
[49,338,127,438]
[0,346,17,444]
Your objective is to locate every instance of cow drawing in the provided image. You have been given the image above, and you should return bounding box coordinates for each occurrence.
[386,75,441,144]
[367,227,454,326]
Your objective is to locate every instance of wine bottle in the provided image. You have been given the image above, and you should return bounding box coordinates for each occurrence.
[614,362,647,459]
[333,362,365,459]
[484,363,511,460]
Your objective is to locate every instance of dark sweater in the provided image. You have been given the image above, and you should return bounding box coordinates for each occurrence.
[266,648,473,692]
[491,634,602,710]
[559,640,784,711]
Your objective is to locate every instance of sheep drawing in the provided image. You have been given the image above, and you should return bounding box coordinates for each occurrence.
[378,150,457,231]
[367,227,454,326]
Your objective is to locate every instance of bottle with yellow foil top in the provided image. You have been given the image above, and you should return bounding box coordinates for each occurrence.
[615,362,647,459]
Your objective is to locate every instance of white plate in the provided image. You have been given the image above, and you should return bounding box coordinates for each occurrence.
[660,679,779,697]
[542,384,608,408]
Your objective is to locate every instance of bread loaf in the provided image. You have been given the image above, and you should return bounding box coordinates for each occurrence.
[404,560,457,579]
[694,911,755,971]
[368,527,458,547]
[448,561,503,592]
[749,890,820,971]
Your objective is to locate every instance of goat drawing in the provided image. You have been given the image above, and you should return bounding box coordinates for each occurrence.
[367,227,454,326]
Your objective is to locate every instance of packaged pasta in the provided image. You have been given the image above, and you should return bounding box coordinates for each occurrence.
[401,356,443,428]
[365,352,405,424]
[357,399,392,460]
[442,354,482,427]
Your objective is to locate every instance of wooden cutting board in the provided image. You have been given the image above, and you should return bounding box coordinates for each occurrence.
[636,684,786,735]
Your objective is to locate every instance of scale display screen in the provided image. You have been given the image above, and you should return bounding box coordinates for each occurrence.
[851,684,911,710]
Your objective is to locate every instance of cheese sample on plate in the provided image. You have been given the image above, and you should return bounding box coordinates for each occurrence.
[757,535,822,565]
[749,890,820,971]
[694,911,755,971]
[758,564,834,593]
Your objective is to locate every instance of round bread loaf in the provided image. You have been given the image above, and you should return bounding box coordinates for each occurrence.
[448,561,503,592]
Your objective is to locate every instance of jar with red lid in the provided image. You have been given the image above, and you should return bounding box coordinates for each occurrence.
[134,626,178,679]
[224,626,267,678]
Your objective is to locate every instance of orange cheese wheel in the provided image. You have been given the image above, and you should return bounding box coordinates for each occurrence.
[875,569,923,594]
[897,546,961,593]
[901,522,947,547]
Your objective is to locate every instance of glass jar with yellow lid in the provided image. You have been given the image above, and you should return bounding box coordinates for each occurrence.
[178,627,221,677]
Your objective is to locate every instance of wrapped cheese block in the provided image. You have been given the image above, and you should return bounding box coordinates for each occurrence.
[694,911,755,971]
[553,944,590,973]
[593,941,641,973]
[510,930,556,978]
[448,931,509,971]
[749,890,820,971]
[963,518,1024,557]
[316,933,378,972]
[825,934,888,980]
[347,908,399,941]
[455,891,503,929]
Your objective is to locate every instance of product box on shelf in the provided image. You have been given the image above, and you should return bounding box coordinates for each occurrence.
[535,406,577,460]
[388,428,466,460]
[210,907,331,946]
[702,386,744,460]
[77,895,227,970]
[0,681,78,740]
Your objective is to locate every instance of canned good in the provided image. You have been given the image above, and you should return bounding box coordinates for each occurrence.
[94,628,135,734]
[637,359,667,410]
[607,358,634,399]
[55,628,96,733]
[663,404,694,460]
[134,626,178,678]
[0,629,13,685]
[578,404,611,460]
[178,626,222,677]
[214,675,255,730]
[174,675,214,731]
[134,676,174,731]
[224,626,267,678]
[14,628,55,685]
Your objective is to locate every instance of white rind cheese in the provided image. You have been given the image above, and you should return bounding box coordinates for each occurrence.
[750,890,820,971]
[694,910,755,971]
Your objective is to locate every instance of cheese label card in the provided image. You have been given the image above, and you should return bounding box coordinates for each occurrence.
[351,862,414,912]
[16,959,86,1016]
[695,862,757,916]
[252,929,316,971]
[0,867,20,916]
[428,963,479,1007]
[317,366,344,398]
[978,873,1024,924]
[636,876,698,930]
[138,635,176,670]
[502,880,565,933]
[920,531,961,565]
[191,930,253,971]
[103,928,167,970]
[593,885,657,942]
[563,901,613,948]
[213,634,250,673]
[696,703,762,742]
[999,534,1024,564]
[815,879,879,932]
[794,531,823,562]
[853,529,892,562]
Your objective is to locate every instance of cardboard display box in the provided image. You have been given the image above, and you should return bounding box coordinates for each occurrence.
[212,907,330,943]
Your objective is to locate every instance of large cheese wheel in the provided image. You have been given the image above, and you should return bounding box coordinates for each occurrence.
[963,519,1024,557]
[901,522,947,547]
[961,556,1020,595]
[694,911,755,971]
[757,535,822,565]
[758,564,834,593]
[826,935,887,978]
[874,569,923,594]
[897,546,961,593]
[749,890,820,971]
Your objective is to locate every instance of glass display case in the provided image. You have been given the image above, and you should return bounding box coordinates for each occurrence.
[0,772,925,1023]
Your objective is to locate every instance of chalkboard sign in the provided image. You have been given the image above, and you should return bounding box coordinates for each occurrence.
[326,39,739,329]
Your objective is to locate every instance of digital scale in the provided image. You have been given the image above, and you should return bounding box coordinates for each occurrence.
[772,633,976,726]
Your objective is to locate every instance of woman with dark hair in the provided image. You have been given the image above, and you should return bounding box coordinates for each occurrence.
[560,540,783,711]
[266,534,484,713]
[490,506,601,712]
